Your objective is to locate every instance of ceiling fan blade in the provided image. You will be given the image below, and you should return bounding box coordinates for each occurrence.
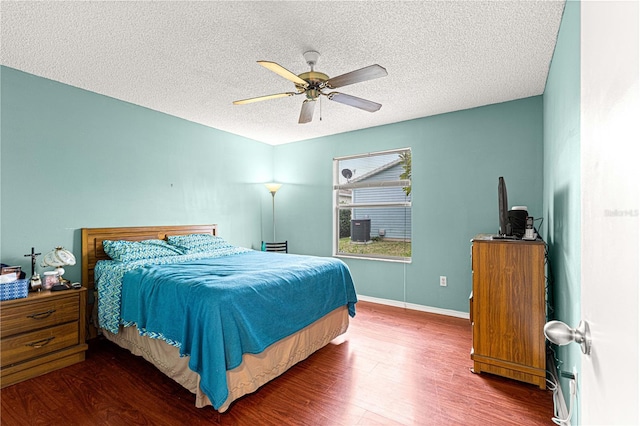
[233,92,298,105]
[327,92,382,112]
[325,64,388,89]
[258,61,309,88]
[299,99,316,124]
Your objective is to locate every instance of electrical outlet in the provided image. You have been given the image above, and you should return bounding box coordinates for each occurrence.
[440,276,447,287]
[561,366,578,383]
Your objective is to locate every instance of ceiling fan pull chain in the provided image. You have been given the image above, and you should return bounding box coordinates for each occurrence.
[320,96,322,121]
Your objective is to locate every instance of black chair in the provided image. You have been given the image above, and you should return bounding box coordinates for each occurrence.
[262,241,288,253]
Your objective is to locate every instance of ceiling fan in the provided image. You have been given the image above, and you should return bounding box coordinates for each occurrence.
[233,50,387,124]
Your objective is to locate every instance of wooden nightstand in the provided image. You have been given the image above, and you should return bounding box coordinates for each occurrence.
[0,287,88,388]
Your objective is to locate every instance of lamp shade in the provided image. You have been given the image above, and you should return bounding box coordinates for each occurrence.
[41,247,76,284]
[264,183,282,194]
[41,247,76,268]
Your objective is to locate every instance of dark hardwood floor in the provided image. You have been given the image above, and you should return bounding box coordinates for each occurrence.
[1,301,553,425]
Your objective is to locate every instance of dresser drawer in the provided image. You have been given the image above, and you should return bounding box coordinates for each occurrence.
[0,322,79,367]
[0,295,79,338]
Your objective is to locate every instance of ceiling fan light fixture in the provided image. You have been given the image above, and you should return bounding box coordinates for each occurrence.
[305,89,321,100]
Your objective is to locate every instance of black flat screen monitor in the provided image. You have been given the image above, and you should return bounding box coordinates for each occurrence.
[498,176,511,236]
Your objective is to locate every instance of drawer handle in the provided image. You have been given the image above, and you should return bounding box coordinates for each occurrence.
[26,337,55,348]
[27,309,56,320]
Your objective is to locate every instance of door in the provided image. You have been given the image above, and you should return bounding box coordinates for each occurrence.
[581,2,639,424]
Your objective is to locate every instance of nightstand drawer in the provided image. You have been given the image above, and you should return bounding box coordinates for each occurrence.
[0,295,79,338]
[0,322,79,367]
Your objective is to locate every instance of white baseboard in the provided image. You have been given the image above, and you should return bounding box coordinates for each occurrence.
[356,294,470,320]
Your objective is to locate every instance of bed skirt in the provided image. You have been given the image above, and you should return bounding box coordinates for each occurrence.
[101,305,349,412]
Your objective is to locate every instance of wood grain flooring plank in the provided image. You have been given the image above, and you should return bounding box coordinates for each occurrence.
[1,301,553,425]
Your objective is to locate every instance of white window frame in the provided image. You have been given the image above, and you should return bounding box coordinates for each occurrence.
[332,148,412,263]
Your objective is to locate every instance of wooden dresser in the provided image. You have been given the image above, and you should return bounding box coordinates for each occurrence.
[1,288,88,388]
[470,235,546,389]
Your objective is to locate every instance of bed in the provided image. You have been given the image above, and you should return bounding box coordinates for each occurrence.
[81,225,357,412]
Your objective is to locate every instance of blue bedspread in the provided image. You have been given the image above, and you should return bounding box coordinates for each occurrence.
[118,250,357,409]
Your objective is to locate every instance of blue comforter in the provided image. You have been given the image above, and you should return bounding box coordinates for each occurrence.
[119,250,357,409]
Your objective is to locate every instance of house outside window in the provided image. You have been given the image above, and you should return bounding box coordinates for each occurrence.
[333,148,411,262]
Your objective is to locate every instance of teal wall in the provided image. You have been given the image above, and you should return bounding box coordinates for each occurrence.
[0,66,273,283]
[1,66,544,316]
[542,0,581,419]
[274,97,543,313]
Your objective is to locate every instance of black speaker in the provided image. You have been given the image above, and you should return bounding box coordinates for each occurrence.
[508,209,528,238]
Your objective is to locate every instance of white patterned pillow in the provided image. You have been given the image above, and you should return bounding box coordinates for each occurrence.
[166,234,232,254]
[103,239,184,262]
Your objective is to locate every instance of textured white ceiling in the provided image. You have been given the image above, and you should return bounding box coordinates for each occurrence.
[1,1,565,145]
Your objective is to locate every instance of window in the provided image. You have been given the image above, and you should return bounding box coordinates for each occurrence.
[333,148,411,262]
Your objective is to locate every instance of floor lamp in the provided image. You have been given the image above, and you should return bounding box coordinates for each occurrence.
[264,183,282,242]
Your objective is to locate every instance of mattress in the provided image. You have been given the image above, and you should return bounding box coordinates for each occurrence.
[96,248,357,407]
[102,305,349,412]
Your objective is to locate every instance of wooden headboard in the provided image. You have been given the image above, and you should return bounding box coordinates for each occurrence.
[81,224,217,338]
